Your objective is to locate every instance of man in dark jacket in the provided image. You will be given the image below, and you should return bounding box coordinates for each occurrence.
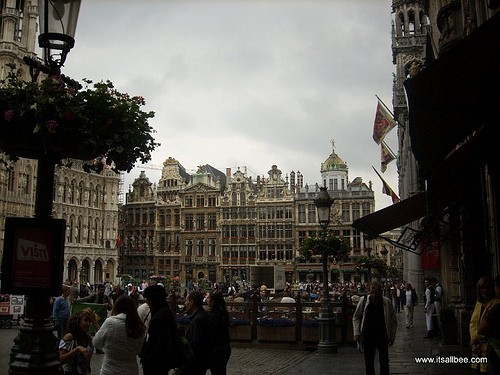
[182,290,213,375]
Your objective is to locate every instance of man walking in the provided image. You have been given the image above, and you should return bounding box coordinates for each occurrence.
[353,281,397,375]
[402,282,418,328]
[52,285,71,339]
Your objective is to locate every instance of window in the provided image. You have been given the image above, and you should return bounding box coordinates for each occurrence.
[342,204,350,223]
[276,244,284,260]
[267,225,275,239]
[197,240,205,256]
[231,192,237,206]
[308,204,316,223]
[208,239,216,256]
[298,205,306,223]
[230,225,238,238]
[208,195,217,207]
[231,246,238,259]
[186,240,193,256]
[197,214,205,230]
[240,192,246,206]
[334,179,338,191]
[185,214,194,230]
[352,203,361,220]
[196,195,204,207]
[362,202,371,217]
[248,246,256,260]
[185,196,193,207]
[248,225,255,238]
[329,179,333,190]
[208,213,217,230]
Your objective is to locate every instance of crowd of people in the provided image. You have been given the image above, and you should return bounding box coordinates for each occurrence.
[51,280,232,375]
[48,273,500,375]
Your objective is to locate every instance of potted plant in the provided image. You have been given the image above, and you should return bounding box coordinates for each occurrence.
[0,64,159,173]
[229,314,252,341]
[257,316,296,342]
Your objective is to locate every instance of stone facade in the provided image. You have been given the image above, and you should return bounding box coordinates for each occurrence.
[0,1,121,287]
[119,144,390,288]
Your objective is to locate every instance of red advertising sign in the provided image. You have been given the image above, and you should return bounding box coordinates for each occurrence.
[1,218,65,296]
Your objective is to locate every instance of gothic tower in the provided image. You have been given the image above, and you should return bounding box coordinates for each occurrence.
[391,0,428,293]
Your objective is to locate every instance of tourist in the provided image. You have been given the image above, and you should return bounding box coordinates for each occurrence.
[207,291,231,375]
[58,308,99,375]
[93,295,146,375]
[53,285,71,339]
[353,281,397,375]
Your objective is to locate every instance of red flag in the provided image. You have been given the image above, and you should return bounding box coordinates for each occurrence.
[373,101,396,144]
[381,141,396,173]
[373,166,400,204]
[116,235,122,248]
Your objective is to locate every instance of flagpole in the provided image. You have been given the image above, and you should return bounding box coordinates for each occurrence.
[381,140,397,158]
[375,94,403,128]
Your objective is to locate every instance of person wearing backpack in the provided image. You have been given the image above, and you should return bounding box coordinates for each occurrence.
[140,284,181,374]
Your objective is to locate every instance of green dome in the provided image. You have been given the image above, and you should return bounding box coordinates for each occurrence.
[321,150,348,172]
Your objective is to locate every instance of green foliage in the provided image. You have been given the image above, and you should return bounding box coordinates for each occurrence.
[299,231,351,262]
[0,64,159,173]
[354,255,389,278]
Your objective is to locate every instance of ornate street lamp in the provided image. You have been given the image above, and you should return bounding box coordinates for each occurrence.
[8,2,81,374]
[25,0,81,78]
[313,186,337,354]
[38,0,81,70]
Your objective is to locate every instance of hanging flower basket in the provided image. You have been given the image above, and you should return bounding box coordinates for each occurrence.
[0,64,159,173]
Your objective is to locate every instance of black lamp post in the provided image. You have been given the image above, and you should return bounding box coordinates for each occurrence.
[9,2,81,374]
[363,235,373,282]
[314,186,337,354]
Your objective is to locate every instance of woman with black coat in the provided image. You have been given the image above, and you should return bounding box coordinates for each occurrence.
[207,291,232,375]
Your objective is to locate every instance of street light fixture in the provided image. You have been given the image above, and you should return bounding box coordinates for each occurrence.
[313,186,337,354]
[8,2,81,374]
[38,0,81,70]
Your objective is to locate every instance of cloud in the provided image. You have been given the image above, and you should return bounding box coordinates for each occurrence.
[63,0,399,209]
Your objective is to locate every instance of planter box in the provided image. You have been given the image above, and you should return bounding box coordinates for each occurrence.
[229,325,252,341]
[257,326,296,342]
[302,326,319,342]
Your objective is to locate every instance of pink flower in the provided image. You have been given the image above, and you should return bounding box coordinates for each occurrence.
[45,119,59,133]
[4,109,14,122]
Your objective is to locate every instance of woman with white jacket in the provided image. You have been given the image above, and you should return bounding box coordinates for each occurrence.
[93,295,146,375]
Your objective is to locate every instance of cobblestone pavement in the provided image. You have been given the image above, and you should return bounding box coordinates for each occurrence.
[1,305,477,374]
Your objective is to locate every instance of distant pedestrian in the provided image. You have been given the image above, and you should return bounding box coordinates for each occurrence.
[401,283,418,328]
[423,278,436,338]
[93,295,146,375]
[53,285,71,339]
[181,290,213,375]
[207,291,231,375]
[353,281,397,375]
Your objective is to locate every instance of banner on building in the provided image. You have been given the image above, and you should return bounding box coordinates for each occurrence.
[373,100,397,144]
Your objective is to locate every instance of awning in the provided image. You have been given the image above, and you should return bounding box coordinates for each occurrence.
[352,193,427,237]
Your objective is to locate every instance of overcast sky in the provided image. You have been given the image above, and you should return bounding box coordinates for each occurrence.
[61,0,399,210]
